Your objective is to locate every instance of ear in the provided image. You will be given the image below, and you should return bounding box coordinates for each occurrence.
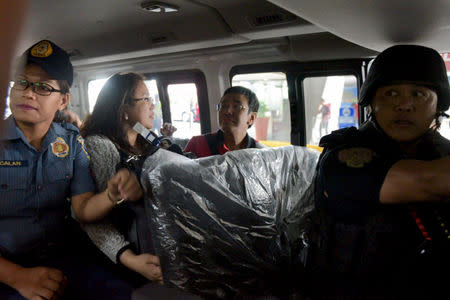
[247,112,257,126]
[57,93,70,111]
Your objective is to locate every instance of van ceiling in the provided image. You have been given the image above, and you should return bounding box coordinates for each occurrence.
[19,0,322,65]
[269,0,450,53]
[18,0,449,66]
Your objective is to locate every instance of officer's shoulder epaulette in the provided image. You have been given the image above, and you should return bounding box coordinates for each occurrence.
[319,126,360,149]
[59,122,80,133]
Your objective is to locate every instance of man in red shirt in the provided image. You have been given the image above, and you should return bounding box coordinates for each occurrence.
[184,86,265,158]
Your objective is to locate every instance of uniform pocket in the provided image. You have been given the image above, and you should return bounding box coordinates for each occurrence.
[0,168,31,217]
[45,157,74,183]
[0,167,30,190]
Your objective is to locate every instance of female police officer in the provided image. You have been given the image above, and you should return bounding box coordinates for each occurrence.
[310,45,449,298]
[0,40,142,299]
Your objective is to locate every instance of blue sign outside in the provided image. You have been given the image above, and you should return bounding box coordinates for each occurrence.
[338,105,355,128]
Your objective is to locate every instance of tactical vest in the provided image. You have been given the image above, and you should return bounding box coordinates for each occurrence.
[303,122,450,297]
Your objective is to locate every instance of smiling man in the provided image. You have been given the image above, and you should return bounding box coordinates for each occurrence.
[310,45,450,297]
[184,86,265,158]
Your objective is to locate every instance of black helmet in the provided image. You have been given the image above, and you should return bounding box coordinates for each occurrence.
[359,45,450,111]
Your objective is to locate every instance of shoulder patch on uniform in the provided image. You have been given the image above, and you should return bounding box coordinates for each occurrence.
[338,147,374,168]
[77,135,90,160]
[51,137,70,158]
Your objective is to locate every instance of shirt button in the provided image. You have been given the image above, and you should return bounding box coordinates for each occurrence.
[65,175,70,180]
[37,185,42,190]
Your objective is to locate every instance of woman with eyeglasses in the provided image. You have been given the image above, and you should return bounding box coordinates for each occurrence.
[0,40,137,300]
[80,72,176,286]
[184,86,266,158]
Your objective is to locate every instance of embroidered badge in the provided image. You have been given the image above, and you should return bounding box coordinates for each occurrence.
[77,135,90,159]
[51,137,69,158]
[338,147,374,168]
[31,40,53,58]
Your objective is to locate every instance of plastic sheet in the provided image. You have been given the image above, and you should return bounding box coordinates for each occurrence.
[141,146,320,298]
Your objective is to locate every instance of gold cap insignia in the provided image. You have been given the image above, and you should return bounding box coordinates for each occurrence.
[31,41,53,58]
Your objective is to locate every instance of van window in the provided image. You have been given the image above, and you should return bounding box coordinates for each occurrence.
[303,75,358,146]
[439,52,450,139]
[439,73,450,139]
[3,81,14,119]
[87,79,108,112]
[232,72,291,146]
[166,83,201,139]
[145,80,163,135]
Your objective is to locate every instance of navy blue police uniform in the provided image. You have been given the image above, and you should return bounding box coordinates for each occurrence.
[0,117,94,256]
[304,43,450,299]
[0,117,133,300]
[309,121,450,298]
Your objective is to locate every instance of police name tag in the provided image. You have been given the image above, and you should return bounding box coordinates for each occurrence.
[0,160,28,167]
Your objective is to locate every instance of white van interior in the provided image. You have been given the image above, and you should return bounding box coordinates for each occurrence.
[10,0,449,146]
[3,1,450,298]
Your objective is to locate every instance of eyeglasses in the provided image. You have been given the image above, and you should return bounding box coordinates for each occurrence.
[132,97,155,105]
[216,102,247,112]
[12,79,64,96]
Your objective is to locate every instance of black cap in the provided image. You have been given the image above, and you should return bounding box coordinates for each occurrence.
[21,40,73,87]
[359,45,450,111]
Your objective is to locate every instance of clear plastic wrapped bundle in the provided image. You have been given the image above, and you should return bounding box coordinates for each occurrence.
[141,146,320,298]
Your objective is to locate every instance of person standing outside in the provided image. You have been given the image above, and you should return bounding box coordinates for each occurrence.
[317,99,331,136]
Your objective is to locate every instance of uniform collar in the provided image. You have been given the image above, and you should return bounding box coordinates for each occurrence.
[51,122,69,135]
[1,116,67,151]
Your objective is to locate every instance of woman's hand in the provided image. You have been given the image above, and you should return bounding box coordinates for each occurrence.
[107,169,143,203]
[72,168,143,222]
[160,123,177,137]
[120,249,163,283]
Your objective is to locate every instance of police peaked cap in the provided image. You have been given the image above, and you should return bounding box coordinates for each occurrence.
[21,40,73,87]
[359,45,450,111]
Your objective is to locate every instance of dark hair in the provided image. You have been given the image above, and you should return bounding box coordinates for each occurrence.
[57,80,70,94]
[432,111,449,130]
[51,80,70,122]
[80,72,146,154]
[223,86,259,113]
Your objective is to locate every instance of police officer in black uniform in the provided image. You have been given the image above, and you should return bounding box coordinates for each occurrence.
[310,45,450,298]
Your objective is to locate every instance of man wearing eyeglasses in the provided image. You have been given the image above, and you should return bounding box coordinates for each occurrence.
[184,86,265,158]
[0,40,137,299]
